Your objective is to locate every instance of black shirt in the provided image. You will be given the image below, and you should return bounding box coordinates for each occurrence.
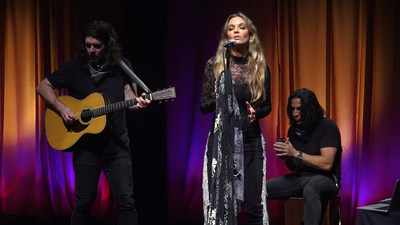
[288,117,342,184]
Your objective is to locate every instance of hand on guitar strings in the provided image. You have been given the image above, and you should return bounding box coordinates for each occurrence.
[135,92,151,109]
[59,104,76,124]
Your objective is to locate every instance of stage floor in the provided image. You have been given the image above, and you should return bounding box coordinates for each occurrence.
[0,215,205,225]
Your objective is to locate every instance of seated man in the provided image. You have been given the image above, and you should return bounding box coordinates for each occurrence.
[267,88,342,225]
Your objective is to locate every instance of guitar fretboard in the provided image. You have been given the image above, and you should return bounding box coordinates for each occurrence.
[77,87,175,120]
[80,94,151,119]
[93,98,138,117]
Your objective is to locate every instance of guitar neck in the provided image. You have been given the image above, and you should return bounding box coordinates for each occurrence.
[92,94,150,117]
[79,87,175,119]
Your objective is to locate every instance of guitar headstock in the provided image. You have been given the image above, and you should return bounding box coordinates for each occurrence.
[150,87,176,101]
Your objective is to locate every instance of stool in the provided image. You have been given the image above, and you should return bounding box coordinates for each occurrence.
[284,197,341,225]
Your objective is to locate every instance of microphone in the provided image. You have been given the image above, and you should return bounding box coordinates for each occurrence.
[223,39,237,48]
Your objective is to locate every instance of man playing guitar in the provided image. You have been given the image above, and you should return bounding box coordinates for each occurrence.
[36,20,150,225]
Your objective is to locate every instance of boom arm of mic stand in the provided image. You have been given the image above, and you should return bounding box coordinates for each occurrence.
[119,60,151,94]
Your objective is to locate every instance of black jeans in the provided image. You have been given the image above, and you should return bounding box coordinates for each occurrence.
[71,142,138,225]
[241,124,265,225]
[243,151,264,225]
[266,173,338,225]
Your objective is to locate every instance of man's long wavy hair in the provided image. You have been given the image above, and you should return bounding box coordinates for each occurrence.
[74,20,122,68]
[287,88,326,127]
[213,12,266,104]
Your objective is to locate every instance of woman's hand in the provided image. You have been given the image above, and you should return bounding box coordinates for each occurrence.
[246,101,256,123]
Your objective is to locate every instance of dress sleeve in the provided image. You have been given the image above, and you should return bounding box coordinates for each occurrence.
[200,58,217,114]
[255,65,272,119]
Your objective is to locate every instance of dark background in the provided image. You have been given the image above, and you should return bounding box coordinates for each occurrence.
[121,2,168,225]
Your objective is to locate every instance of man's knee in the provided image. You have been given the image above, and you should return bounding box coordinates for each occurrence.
[266,178,281,198]
[303,184,320,200]
[74,199,94,215]
[115,195,136,213]
[303,176,337,200]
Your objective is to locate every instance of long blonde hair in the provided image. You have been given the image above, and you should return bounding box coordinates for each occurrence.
[213,12,266,104]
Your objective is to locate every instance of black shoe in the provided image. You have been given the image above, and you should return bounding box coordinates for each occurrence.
[299,217,304,225]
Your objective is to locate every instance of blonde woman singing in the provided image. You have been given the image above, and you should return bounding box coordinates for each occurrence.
[200,12,271,225]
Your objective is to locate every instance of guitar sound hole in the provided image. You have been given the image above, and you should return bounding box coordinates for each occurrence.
[81,109,93,123]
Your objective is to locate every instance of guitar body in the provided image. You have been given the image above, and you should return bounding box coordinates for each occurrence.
[44,87,176,151]
[45,92,107,150]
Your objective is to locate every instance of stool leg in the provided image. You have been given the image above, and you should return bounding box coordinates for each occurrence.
[338,197,341,225]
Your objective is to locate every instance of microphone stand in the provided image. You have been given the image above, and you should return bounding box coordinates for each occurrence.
[223,45,232,71]
[119,60,151,93]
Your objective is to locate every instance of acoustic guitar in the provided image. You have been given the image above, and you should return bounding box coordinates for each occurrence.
[45,87,176,150]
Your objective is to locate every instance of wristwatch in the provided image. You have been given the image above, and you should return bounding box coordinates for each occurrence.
[296,151,303,160]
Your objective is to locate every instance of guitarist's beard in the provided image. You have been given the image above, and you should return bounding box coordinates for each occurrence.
[88,49,106,63]
[90,57,107,68]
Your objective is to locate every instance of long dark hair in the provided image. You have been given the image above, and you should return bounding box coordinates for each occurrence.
[287,88,325,127]
[74,20,122,68]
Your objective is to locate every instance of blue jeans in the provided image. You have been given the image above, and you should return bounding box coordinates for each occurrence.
[71,141,138,225]
[266,173,338,225]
